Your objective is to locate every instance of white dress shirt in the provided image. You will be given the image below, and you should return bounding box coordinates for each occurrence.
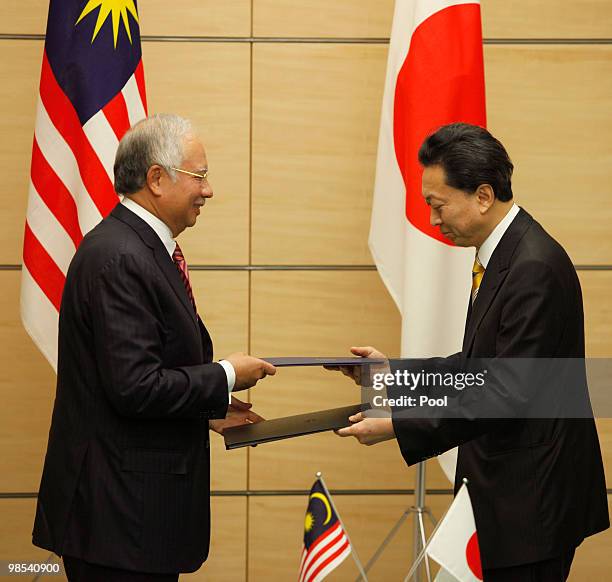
[122,196,176,256]
[120,197,235,399]
[477,203,520,268]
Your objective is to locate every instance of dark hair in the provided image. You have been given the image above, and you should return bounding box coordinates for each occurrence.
[418,123,514,202]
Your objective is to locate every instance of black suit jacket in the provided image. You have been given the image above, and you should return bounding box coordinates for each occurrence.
[392,208,609,569]
[33,203,229,574]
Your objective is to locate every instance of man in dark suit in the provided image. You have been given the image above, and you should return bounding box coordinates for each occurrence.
[335,123,609,580]
[33,114,276,581]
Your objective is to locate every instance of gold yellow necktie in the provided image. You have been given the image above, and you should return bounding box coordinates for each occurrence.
[471,256,485,303]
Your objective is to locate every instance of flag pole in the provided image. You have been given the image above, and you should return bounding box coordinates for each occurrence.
[412,461,432,582]
[403,515,442,582]
[316,472,369,582]
[403,478,469,582]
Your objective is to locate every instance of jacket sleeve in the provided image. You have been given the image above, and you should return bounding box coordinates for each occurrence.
[90,252,229,420]
[392,259,566,466]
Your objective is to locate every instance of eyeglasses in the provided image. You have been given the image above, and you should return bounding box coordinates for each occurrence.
[171,167,209,182]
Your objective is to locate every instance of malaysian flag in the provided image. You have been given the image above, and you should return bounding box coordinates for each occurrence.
[21,0,147,370]
[298,477,366,582]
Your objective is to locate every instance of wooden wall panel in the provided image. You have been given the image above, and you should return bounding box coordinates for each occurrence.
[580,272,612,357]
[568,496,612,581]
[0,272,247,493]
[191,272,249,491]
[247,269,612,491]
[252,44,386,265]
[143,42,250,265]
[249,270,403,489]
[140,1,250,37]
[486,45,612,265]
[0,498,245,582]
[253,43,612,266]
[249,271,451,490]
[1,496,609,581]
[595,419,611,488]
[482,0,612,39]
[1,0,611,578]
[191,272,249,358]
[0,499,66,582]
[0,272,55,493]
[580,272,612,487]
[248,494,452,580]
[0,1,250,37]
[0,1,48,35]
[183,498,247,581]
[0,40,250,265]
[250,270,400,378]
[0,40,42,264]
[4,0,612,39]
[248,496,612,580]
[253,0,612,39]
[253,0,393,38]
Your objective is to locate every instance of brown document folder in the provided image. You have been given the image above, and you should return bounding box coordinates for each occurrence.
[223,404,366,449]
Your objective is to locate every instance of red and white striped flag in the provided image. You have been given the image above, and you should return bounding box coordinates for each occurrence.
[427,483,483,582]
[21,0,147,370]
[369,0,486,481]
[298,478,364,582]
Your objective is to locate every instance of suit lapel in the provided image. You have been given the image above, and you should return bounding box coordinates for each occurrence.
[111,204,198,326]
[462,208,534,355]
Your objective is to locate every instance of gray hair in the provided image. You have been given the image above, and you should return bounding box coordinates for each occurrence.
[113,113,194,195]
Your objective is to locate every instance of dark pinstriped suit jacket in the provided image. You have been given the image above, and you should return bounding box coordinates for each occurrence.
[33,203,229,574]
[391,209,609,570]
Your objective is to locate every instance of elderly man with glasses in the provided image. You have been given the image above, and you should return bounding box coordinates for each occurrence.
[33,114,274,581]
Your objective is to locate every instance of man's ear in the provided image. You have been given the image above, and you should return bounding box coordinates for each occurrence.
[146,165,164,196]
[476,183,495,214]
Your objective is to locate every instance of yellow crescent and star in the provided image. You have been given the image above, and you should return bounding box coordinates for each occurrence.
[75,0,139,49]
[304,492,333,533]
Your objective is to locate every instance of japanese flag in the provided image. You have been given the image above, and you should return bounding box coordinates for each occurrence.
[369,1,487,482]
[427,484,483,582]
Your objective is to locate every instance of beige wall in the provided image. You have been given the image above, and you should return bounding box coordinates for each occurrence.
[0,1,611,580]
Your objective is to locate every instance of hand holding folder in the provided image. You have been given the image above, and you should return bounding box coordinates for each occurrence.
[222,353,386,449]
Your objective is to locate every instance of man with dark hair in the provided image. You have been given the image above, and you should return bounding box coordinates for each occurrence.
[334,123,609,580]
[33,114,276,581]
[417,122,514,202]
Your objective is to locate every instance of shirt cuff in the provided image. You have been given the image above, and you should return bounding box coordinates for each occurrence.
[218,360,236,403]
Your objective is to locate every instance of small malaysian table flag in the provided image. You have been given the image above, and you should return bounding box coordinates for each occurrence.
[298,475,368,582]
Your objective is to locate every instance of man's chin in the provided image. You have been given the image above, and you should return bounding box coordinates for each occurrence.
[443,233,471,247]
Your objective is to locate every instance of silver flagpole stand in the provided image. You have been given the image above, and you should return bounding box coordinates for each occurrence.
[317,472,369,582]
[403,478,468,582]
[356,461,436,582]
[412,462,433,582]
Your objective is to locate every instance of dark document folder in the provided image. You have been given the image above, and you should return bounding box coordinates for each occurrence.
[223,404,365,450]
[261,357,385,367]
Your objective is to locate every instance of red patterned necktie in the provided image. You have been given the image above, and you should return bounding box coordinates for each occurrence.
[172,242,197,314]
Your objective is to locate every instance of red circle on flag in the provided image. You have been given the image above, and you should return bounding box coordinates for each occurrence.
[393,3,487,246]
[465,532,482,580]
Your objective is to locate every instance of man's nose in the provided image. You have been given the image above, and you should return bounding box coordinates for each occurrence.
[202,180,213,198]
[430,208,441,226]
